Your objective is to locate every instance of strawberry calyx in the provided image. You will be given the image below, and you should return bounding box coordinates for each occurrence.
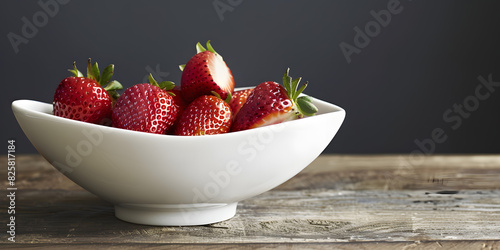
[68,61,84,77]
[148,73,176,96]
[210,90,232,104]
[68,58,123,100]
[282,68,318,117]
[196,40,223,60]
[179,40,223,71]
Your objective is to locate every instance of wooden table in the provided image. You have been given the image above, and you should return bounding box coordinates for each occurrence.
[1,154,500,249]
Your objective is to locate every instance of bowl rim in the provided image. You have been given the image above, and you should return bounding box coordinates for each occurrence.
[12,91,345,140]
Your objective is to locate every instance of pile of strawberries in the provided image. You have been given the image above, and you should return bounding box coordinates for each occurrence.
[53,41,318,136]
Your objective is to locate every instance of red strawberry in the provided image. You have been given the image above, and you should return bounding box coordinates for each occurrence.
[53,59,123,125]
[174,93,232,136]
[112,74,179,134]
[180,40,235,103]
[231,68,318,132]
[229,88,254,118]
[165,85,189,134]
[170,85,188,120]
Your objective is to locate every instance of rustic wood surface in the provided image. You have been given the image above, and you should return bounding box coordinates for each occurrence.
[1,154,500,249]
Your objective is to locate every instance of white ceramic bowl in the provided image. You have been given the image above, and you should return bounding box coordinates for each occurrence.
[12,90,345,226]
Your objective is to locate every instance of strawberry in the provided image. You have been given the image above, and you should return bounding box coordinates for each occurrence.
[53,59,123,125]
[179,40,235,103]
[174,92,232,136]
[229,88,254,118]
[231,68,318,132]
[111,74,179,134]
[165,85,189,134]
[170,85,188,120]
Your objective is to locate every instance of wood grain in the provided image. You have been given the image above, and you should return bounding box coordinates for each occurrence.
[1,154,500,248]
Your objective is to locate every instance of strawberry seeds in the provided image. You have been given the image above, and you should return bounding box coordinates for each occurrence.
[52,41,318,136]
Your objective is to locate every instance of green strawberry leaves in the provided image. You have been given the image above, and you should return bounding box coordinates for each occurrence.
[103,81,123,100]
[197,40,220,58]
[196,42,206,54]
[179,40,224,71]
[210,90,232,104]
[282,68,318,117]
[99,64,114,87]
[68,62,84,77]
[148,73,176,96]
[297,95,318,116]
[180,40,223,72]
[148,73,175,90]
[205,41,219,57]
[68,58,123,100]
[91,62,100,83]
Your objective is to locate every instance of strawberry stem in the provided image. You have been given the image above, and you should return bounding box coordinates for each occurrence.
[86,58,94,81]
[68,61,84,77]
[86,58,103,83]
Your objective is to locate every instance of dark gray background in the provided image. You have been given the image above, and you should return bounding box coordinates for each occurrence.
[2,0,499,154]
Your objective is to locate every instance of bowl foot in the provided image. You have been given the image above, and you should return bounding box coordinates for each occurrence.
[114,202,237,226]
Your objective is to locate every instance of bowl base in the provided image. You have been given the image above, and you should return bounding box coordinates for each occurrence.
[114,202,237,226]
